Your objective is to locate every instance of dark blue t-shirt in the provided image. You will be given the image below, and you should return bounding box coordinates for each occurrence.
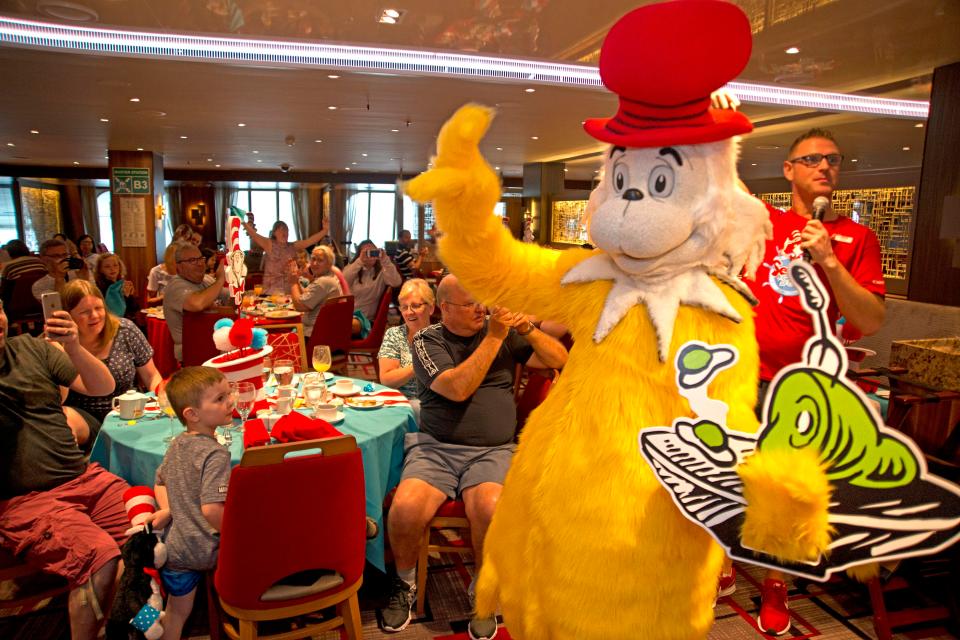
[412,321,532,447]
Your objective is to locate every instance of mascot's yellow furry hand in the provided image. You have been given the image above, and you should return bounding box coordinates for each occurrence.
[738,448,833,563]
[404,104,502,241]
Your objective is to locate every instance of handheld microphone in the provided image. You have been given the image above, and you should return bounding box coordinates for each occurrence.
[803,196,831,261]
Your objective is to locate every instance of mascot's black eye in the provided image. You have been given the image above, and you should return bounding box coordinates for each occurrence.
[648,165,675,198]
[613,164,628,193]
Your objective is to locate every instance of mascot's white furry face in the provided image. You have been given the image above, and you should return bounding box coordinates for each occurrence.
[563,138,769,360]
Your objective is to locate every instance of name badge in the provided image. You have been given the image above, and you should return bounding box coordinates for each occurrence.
[832,234,853,244]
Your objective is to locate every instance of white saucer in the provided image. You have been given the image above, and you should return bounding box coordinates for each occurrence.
[316,411,345,424]
[331,384,361,397]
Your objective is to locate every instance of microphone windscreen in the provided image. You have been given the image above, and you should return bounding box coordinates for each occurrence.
[812,196,830,220]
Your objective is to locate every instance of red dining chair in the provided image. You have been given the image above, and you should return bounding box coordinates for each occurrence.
[348,287,394,377]
[181,308,235,367]
[514,366,559,438]
[305,295,354,374]
[214,436,366,640]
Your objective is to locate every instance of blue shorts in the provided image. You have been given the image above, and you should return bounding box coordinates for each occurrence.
[160,568,202,597]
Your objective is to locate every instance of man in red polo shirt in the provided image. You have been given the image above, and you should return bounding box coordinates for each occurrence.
[735,128,886,634]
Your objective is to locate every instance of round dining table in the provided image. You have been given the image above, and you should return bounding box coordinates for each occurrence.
[89,375,417,572]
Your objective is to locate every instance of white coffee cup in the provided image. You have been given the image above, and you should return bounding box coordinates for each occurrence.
[275,397,294,415]
[315,403,338,422]
[334,379,354,394]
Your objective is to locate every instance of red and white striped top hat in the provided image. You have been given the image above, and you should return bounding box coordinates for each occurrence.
[203,345,273,399]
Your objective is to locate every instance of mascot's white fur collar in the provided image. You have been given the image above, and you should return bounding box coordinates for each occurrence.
[561,139,767,361]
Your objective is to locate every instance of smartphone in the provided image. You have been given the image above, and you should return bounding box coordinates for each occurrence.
[368,249,380,258]
[41,291,63,320]
[65,256,86,270]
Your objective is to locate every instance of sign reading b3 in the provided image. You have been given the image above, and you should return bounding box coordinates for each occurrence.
[112,167,151,195]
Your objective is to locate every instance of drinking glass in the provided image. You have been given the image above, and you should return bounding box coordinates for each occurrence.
[157,389,180,445]
[312,345,331,375]
[261,356,273,386]
[234,381,257,424]
[302,374,324,414]
[274,359,295,387]
[253,284,264,297]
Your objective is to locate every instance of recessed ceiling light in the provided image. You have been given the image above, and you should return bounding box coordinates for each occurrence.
[103,155,108,159]
[379,16,396,24]
[327,74,340,79]
[237,122,246,127]
[902,146,911,151]
[851,158,858,163]
[129,97,140,102]
[756,144,780,150]
[252,150,259,154]
[390,129,399,132]
[530,136,539,140]
[37,1,98,22]
[580,120,586,125]
[390,158,398,161]
[785,46,800,55]
[563,168,568,172]
[256,159,262,163]
[29,129,39,134]
[383,9,401,18]
[328,106,337,110]
[137,147,143,151]
[351,162,357,165]
[314,139,322,143]
[751,162,757,166]
[5,142,14,147]
[495,166,500,170]
[73,161,79,165]
[215,164,221,167]
[361,153,368,157]
[915,123,924,128]
[525,88,535,93]
[179,135,188,139]
[496,147,503,151]
[206,158,212,162]
[344,167,351,170]
[100,118,109,122]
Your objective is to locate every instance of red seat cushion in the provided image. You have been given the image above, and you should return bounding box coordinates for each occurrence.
[435,499,467,518]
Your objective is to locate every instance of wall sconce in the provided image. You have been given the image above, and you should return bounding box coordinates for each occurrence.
[155,195,165,229]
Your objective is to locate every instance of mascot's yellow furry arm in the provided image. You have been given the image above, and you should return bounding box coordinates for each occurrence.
[404,3,832,638]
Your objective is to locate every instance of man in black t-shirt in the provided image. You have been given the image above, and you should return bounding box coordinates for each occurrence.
[0,300,128,640]
[394,229,425,281]
[381,275,567,638]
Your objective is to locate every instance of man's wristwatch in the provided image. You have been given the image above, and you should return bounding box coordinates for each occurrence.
[516,320,536,337]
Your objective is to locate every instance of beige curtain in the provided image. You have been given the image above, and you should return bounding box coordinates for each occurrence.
[80,186,101,242]
[329,184,358,257]
[166,186,183,232]
[292,186,309,240]
[214,186,238,245]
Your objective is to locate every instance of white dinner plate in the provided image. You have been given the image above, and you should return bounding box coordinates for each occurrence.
[265,309,300,319]
[344,397,384,409]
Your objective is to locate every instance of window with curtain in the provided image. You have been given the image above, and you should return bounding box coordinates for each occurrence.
[96,190,115,252]
[233,184,295,251]
[347,183,399,252]
[0,185,17,246]
[401,195,419,239]
[20,185,61,250]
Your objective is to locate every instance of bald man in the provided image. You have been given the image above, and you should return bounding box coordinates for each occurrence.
[381,275,567,638]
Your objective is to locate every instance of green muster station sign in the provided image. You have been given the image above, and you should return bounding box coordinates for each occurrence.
[112,167,151,195]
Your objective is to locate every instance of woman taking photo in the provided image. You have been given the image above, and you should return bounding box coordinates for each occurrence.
[288,245,344,337]
[342,239,401,337]
[95,253,140,322]
[378,278,434,419]
[241,213,329,294]
[60,279,162,424]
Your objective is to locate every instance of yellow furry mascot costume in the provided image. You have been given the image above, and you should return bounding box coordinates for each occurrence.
[405,1,831,638]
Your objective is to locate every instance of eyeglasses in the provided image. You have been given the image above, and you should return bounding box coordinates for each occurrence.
[787,153,843,168]
[177,256,205,265]
[399,302,428,313]
[444,301,483,311]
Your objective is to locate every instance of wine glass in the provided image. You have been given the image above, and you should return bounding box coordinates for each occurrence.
[274,359,295,387]
[302,374,324,414]
[312,345,332,376]
[157,389,180,445]
[234,381,257,425]
[261,356,273,386]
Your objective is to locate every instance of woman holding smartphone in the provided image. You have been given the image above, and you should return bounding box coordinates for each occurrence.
[342,239,401,337]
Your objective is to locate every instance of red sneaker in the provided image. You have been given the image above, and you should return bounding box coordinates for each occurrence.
[757,578,791,635]
[717,566,737,598]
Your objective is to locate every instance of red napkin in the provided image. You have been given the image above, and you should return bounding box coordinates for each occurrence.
[271,410,343,443]
[242,419,270,448]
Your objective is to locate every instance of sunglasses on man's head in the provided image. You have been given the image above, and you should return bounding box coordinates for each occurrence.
[787,153,843,168]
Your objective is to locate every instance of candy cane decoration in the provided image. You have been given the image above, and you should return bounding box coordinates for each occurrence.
[224,215,247,305]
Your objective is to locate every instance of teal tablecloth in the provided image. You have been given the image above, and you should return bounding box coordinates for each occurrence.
[90,377,417,571]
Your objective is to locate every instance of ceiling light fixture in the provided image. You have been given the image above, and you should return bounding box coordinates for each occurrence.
[495,166,500,170]
[252,150,259,154]
[136,147,143,151]
[379,16,396,24]
[73,161,79,165]
[215,163,221,167]
[785,46,800,54]
[530,136,539,140]
[390,129,399,132]
[327,74,340,79]
[257,158,262,162]
[100,118,109,122]
[383,9,401,19]
[915,123,924,128]
[206,158,212,161]
[496,147,503,151]
[361,153,368,157]
[0,16,929,119]
[378,9,404,24]
[344,167,351,170]
[179,135,188,139]
[328,106,337,110]
[525,88,535,93]
[351,162,357,165]
[237,122,246,127]
[6,142,14,147]
[902,146,911,151]
[851,158,858,162]
[30,129,39,134]
[129,97,140,102]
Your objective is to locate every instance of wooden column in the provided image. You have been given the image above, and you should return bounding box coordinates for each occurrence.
[108,150,163,298]
[908,61,960,306]
[522,162,565,244]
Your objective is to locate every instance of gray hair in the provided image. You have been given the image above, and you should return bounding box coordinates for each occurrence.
[172,241,197,263]
[311,244,335,264]
[399,278,435,307]
[39,238,66,256]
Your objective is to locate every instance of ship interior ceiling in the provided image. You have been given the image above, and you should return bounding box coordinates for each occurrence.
[0,0,957,186]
